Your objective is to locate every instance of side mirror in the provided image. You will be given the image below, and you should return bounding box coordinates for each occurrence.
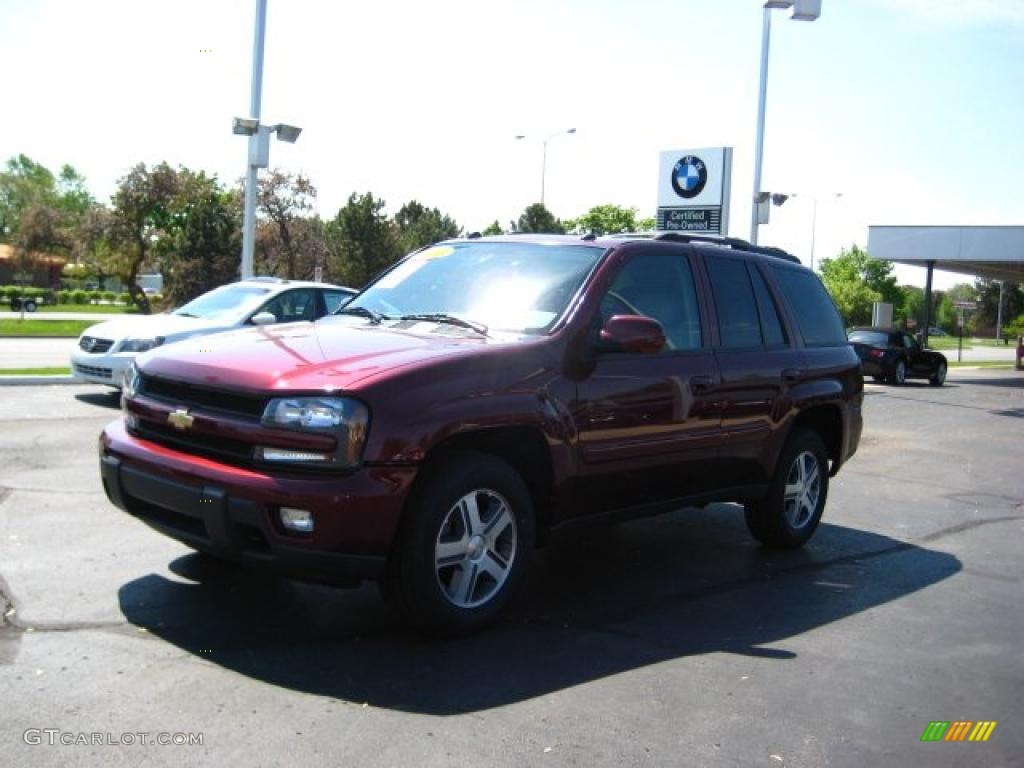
[250,311,277,326]
[598,314,666,354]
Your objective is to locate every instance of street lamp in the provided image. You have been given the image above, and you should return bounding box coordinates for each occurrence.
[234,0,302,280]
[516,128,576,207]
[750,0,822,245]
[797,191,842,271]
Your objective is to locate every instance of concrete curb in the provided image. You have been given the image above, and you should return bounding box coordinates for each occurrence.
[0,375,83,386]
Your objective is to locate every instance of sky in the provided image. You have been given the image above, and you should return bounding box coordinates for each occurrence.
[1,0,1022,289]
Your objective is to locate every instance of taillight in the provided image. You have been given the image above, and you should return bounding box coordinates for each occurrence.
[869,349,885,358]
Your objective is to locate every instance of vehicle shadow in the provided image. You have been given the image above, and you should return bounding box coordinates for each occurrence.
[117,506,960,715]
[74,391,121,409]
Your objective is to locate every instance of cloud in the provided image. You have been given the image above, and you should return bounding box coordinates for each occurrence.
[876,0,1024,27]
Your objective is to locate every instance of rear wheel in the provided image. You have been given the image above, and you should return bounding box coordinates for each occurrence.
[888,359,906,386]
[382,450,534,635]
[745,428,829,549]
[929,361,947,386]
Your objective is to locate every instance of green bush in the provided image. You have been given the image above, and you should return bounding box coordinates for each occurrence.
[57,290,72,304]
[3,285,21,301]
[71,290,88,305]
[87,290,102,304]
[101,291,116,303]
[117,292,131,305]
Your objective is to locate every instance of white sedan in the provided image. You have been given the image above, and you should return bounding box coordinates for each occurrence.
[71,278,356,387]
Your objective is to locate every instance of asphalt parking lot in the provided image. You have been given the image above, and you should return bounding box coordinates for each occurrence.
[1,371,1021,767]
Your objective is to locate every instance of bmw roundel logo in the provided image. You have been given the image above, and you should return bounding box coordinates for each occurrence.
[671,155,707,199]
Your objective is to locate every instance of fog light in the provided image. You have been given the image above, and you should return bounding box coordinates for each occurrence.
[279,507,314,533]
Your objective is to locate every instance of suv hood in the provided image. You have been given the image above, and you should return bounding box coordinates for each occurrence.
[82,314,234,343]
[137,319,496,392]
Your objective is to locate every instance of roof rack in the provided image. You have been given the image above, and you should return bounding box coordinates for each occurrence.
[652,232,801,264]
[247,276,289,283]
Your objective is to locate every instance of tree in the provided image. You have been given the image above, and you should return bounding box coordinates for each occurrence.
[393,200,460,253]
[108,162,183,313]
[162,173,241,305]
[974,278,1024,335]
[564,204,639,235]
[514,203,565,234]
[0,154,56,240]
[323,192,402,288]
[482,220,504,236]
[256,170,318,279]
[819,245,903,326]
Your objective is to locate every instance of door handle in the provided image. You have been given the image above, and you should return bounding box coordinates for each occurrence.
[782,368,802,383]
[691,375,715,394]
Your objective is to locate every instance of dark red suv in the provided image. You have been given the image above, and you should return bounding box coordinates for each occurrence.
[100,234,862,633]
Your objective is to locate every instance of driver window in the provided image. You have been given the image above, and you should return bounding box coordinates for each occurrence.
[261,289,318,323]
[902,334,917,350]
[599,253,702,351]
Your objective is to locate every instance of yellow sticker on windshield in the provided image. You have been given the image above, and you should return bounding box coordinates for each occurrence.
[417,245,454,260]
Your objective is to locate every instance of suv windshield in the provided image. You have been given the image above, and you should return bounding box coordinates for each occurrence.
[343,241,604,334]
[173,285,272,322]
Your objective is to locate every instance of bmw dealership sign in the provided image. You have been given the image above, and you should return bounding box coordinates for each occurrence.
[657,147,732,234]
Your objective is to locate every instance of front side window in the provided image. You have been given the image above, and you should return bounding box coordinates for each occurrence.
[262,289,318,323]
[599,252,702,351]
[346,241,604,334]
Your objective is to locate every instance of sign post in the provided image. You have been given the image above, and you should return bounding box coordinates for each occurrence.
[656,147,733,235]
[953,300,977,363]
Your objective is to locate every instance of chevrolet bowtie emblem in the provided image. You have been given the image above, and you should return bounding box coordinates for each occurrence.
[167,409,194,431]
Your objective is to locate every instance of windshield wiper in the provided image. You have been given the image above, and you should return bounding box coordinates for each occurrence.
[400,313,489,336]
[336,306,388,324]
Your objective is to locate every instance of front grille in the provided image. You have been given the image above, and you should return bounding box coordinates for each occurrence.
[79,336,114,353]
[73,362,113,379]
[135,421,255,466]
[139,375,266,419]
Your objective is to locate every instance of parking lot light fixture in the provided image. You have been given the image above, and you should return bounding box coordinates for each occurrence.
[750,0,823,245]
[516,128,576,207]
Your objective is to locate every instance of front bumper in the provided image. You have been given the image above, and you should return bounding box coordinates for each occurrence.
[100,419,416,584]
[71,349,133,386]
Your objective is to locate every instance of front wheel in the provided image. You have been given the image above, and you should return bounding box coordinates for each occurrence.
[929,362,947,386]
[745,428,829,549]
[382,450,534,635]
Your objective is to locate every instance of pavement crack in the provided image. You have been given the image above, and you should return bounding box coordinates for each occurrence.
[915,514,1023,543]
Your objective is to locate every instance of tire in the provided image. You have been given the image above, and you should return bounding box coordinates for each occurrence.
[24,300,36,312]
[929,361,946,386]
[745,428,829,549]
[382,450,534,635]
[888,359,906,386]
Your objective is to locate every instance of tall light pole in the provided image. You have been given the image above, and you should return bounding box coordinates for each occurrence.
[235,0,301,280]
[750,0,822,245]
[517,128,576,207]
[802,191,842,271]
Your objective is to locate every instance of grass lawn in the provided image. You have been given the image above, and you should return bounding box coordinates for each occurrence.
[0,367,72,376]
[928,336,1013,350]
[0,319,94,337]
[36,304,137,314]
[947,361,1015,369]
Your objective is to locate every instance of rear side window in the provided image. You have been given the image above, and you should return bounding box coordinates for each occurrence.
[705,256,762,348]
[749,264,786,346]
[771,267,847,347]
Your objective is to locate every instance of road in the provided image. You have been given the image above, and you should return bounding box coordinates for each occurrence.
[0,372,1021,766]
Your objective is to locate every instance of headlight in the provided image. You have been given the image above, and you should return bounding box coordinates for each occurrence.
[259,397,369,467]
[120,337,162,353]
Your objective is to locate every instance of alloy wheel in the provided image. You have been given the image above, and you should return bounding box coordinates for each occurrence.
[783,451,822,530]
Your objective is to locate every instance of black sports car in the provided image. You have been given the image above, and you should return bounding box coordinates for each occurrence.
[848,327,947,386]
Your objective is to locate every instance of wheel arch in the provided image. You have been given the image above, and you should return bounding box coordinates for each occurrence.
[789,404,843,476]
[413,426,556,541]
